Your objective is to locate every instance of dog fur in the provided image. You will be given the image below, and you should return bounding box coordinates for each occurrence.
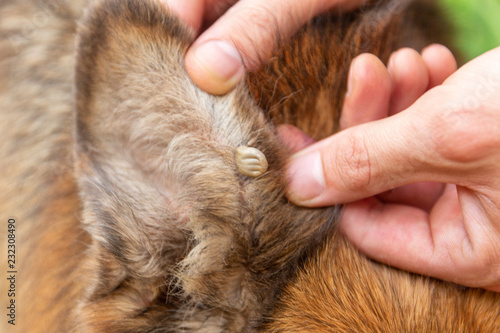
[0,0,498,332]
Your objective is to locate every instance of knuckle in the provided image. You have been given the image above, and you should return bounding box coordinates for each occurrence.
[244,3,278,31]
[428,92,498,165]
[478,235,500,284]
[448,236,500,286]
[229,3,280,68]
[430,112,475,163]
[328,132,372,192]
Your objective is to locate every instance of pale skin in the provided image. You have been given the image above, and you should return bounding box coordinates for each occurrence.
[162,0,368,94]
[286,46,500,292]
[163,0,500,292]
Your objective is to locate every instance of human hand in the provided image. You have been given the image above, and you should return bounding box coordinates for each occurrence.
[285,44,500,292]
[162,0,368,95]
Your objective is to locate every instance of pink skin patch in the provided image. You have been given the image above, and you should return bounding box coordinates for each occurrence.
[277,124,316,153]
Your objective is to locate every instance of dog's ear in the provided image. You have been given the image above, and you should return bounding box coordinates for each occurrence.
[74,1,261,328]
[74,0,197,281]
[74,0,339,330]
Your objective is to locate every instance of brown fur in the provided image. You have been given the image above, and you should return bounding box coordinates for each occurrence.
[0,0,498,332]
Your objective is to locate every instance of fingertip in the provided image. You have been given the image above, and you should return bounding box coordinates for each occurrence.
[339,197,381,241]
[162,0,204,33]
[421,44,458,88]
[285,151,326,206]
[285,133,371,207]
[185,0,373,95]
[387,47,429,115]
[185,40,245,95]
[341,53,392,129]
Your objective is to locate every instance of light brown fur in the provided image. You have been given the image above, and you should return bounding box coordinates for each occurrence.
[0,0,498,332]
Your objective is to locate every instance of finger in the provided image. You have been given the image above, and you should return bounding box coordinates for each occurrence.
[162,0,206,33]
[341,185,500,290]
[340,198,435,271]
[421,44,458,89]
[454,186,500,292]
[286,65,500,208]
[164,0,239,33]
[340,54,392,130]
[185,0,368,95]
[286,107,434,206]
[201,0,238,29]
[377,182,445,212]
[387,48,429,115]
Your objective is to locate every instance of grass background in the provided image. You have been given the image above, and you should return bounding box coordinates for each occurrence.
[440,0,500,61]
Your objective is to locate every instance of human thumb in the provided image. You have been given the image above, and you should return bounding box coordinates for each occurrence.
[184,0,367,95]
[285,111,432,207]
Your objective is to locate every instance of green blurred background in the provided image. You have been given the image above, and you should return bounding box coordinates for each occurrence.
[441,0,500,61]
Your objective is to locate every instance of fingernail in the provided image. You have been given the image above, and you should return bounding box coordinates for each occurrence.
[346,58,357,98]
[192,40,244,88]
[287,152,325,202]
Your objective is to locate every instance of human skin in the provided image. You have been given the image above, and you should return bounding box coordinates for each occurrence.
[162,0,368,95]
[162,0,500,291]
[285,45,500,292]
